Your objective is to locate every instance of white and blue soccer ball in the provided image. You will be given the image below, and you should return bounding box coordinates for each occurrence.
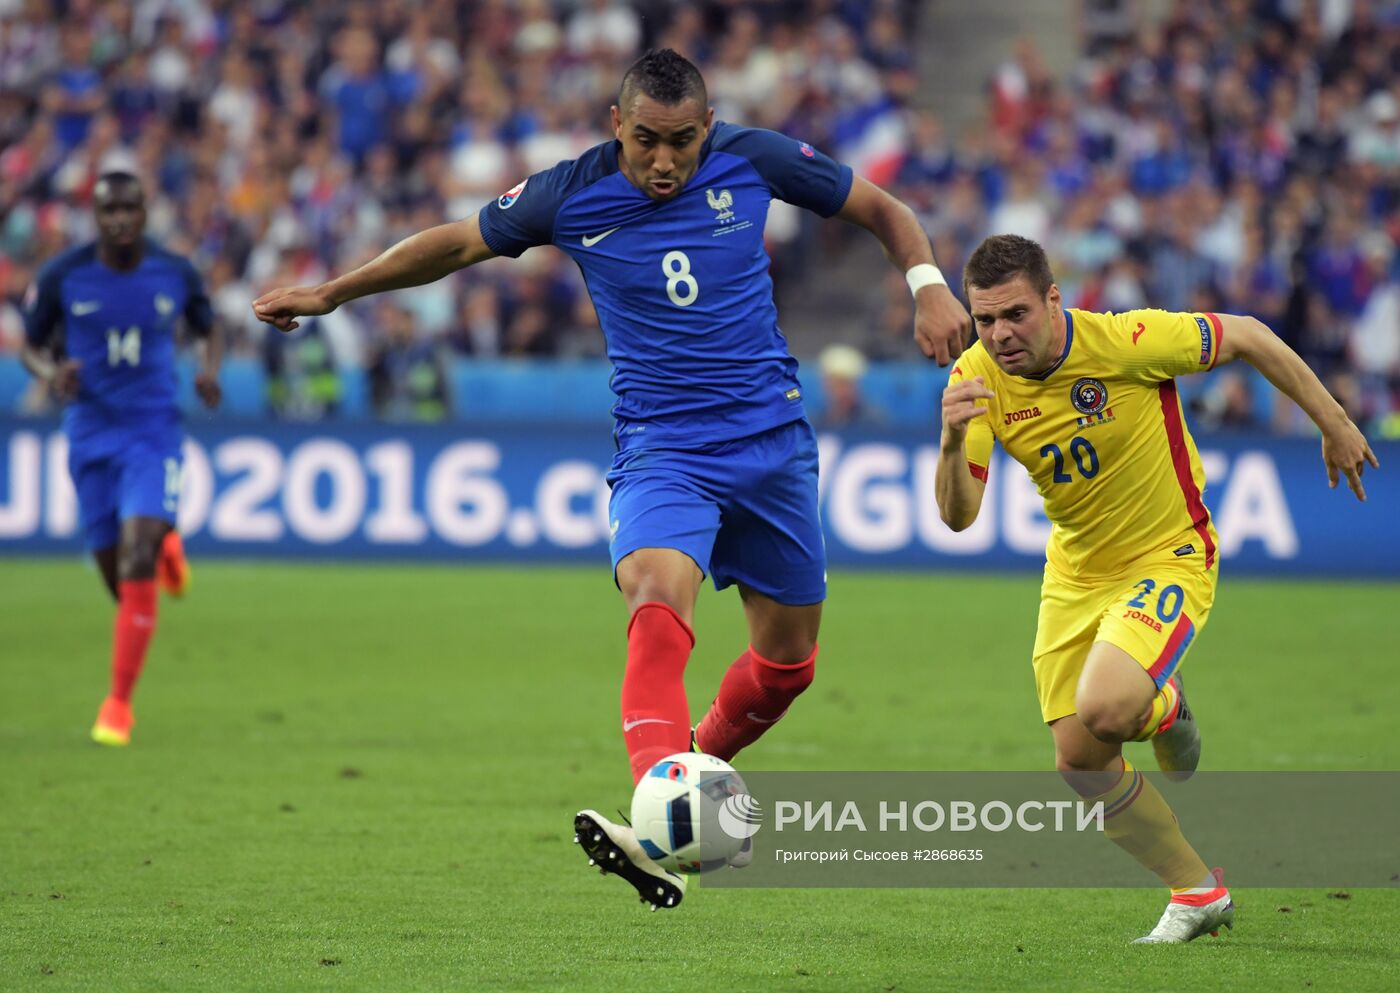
[631,752,757,874]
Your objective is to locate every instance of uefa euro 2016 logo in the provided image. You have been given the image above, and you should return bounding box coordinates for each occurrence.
[1070,377,1109,415]
[497,178,528,210]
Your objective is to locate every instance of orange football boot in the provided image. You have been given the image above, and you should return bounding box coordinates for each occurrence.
[91,695,134,746]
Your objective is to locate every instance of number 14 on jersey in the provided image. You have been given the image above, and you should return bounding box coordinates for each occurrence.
[107,326,141,367]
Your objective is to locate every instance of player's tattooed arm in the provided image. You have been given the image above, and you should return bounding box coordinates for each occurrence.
[252,216,498,332]
[1214,313,1379,501]
[20,343,79,401]
[935,376,993,530]
[836,176,969,366]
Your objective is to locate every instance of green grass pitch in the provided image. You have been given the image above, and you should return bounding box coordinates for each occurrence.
[2,559,1397,992]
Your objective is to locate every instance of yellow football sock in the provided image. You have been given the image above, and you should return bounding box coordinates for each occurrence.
[1090,758,1209,888]
[1131,679,1178,742]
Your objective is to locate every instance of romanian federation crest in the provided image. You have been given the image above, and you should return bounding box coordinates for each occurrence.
[1070,377,1108,415]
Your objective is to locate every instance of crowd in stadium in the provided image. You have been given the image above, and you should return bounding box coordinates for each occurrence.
[0,0,1397,435]
[916,0,1400,437]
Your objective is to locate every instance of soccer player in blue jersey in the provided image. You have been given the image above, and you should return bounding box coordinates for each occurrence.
[22,172,223,746]
[254,50,969,909]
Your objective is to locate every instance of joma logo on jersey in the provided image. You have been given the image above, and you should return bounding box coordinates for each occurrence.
[707,188,734,221]
[1004,406,1042,424]
[1122,608,1164,633]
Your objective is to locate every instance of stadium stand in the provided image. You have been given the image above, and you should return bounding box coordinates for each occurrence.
[0,1,1396,435]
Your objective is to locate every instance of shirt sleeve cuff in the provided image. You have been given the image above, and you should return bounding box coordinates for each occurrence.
[823,165,855,218]
[476,210,518,258]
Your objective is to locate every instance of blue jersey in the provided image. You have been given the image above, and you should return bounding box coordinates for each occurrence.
[478,122,853,448]
[24,238,212,447]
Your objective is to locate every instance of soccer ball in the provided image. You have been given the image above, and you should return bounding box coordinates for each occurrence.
[631,752,754,874]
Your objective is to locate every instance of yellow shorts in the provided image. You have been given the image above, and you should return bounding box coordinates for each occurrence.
[1032,562,1217,723]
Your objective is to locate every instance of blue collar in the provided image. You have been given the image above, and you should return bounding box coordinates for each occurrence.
[1022,309,1074,381]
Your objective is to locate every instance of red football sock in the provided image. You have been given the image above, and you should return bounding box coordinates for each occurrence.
[621,602,695,784]
[695,644,816,761]
[111,579,158,703]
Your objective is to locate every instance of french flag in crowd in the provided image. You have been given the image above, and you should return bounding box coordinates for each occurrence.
[832,96,908,188]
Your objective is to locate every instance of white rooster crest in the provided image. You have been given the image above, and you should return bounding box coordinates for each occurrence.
[706,187,734,221]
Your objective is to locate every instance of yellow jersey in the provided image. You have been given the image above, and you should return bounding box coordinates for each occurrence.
[949,308,1223,581]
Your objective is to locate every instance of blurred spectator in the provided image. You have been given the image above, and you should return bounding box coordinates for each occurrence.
[490,251,583,357]
[567,0,641,59]
[208,50,259,152]
[147,16,191,101]
[319,27,394,167]
[0,257,30,352]
[987,165,1051,244]
[1349,232,1400,416]
[864,270,919,361]
[816,343,884,429]
[452,281,504,357]
[108,48,158,143]
[1191,367,1258,431]
[1349,91,1400,170]
[46,25,102,150]
[264,320,340,421]
[207,256,257,350]
[368,299,449,422]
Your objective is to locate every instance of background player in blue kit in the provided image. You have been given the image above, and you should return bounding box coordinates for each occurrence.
[253,50,969,909]
[22,172,223,746]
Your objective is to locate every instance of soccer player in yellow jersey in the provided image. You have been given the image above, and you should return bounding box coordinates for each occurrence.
[935,234,1378,944]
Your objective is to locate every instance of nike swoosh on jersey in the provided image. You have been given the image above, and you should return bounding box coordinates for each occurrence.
[71,301,102,316]
[622,717,674,731]
[745,712,781,724]
[1133,321,1146,344]
[582,227,621,247]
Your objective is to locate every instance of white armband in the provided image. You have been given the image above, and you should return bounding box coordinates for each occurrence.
[905,263,947,297]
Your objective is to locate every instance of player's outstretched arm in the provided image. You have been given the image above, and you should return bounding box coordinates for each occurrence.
[836,177,969,366]
[1214,314,1379,501]
[252,215,497,332]
[935,376,993,530]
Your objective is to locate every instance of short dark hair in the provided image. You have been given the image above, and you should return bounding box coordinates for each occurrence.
[619,49,707,112]
[963,234,1054,298]
[94,170,144,201]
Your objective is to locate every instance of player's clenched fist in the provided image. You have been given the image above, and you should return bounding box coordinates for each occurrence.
[194,371,222,410]
[914,286,972,366]
[49,359,80,401]
[941,376,994,445]
[252,285,336,333]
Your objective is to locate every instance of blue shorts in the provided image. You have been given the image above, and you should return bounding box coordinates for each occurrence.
[69,433,182,551]
[607,419,826,606]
